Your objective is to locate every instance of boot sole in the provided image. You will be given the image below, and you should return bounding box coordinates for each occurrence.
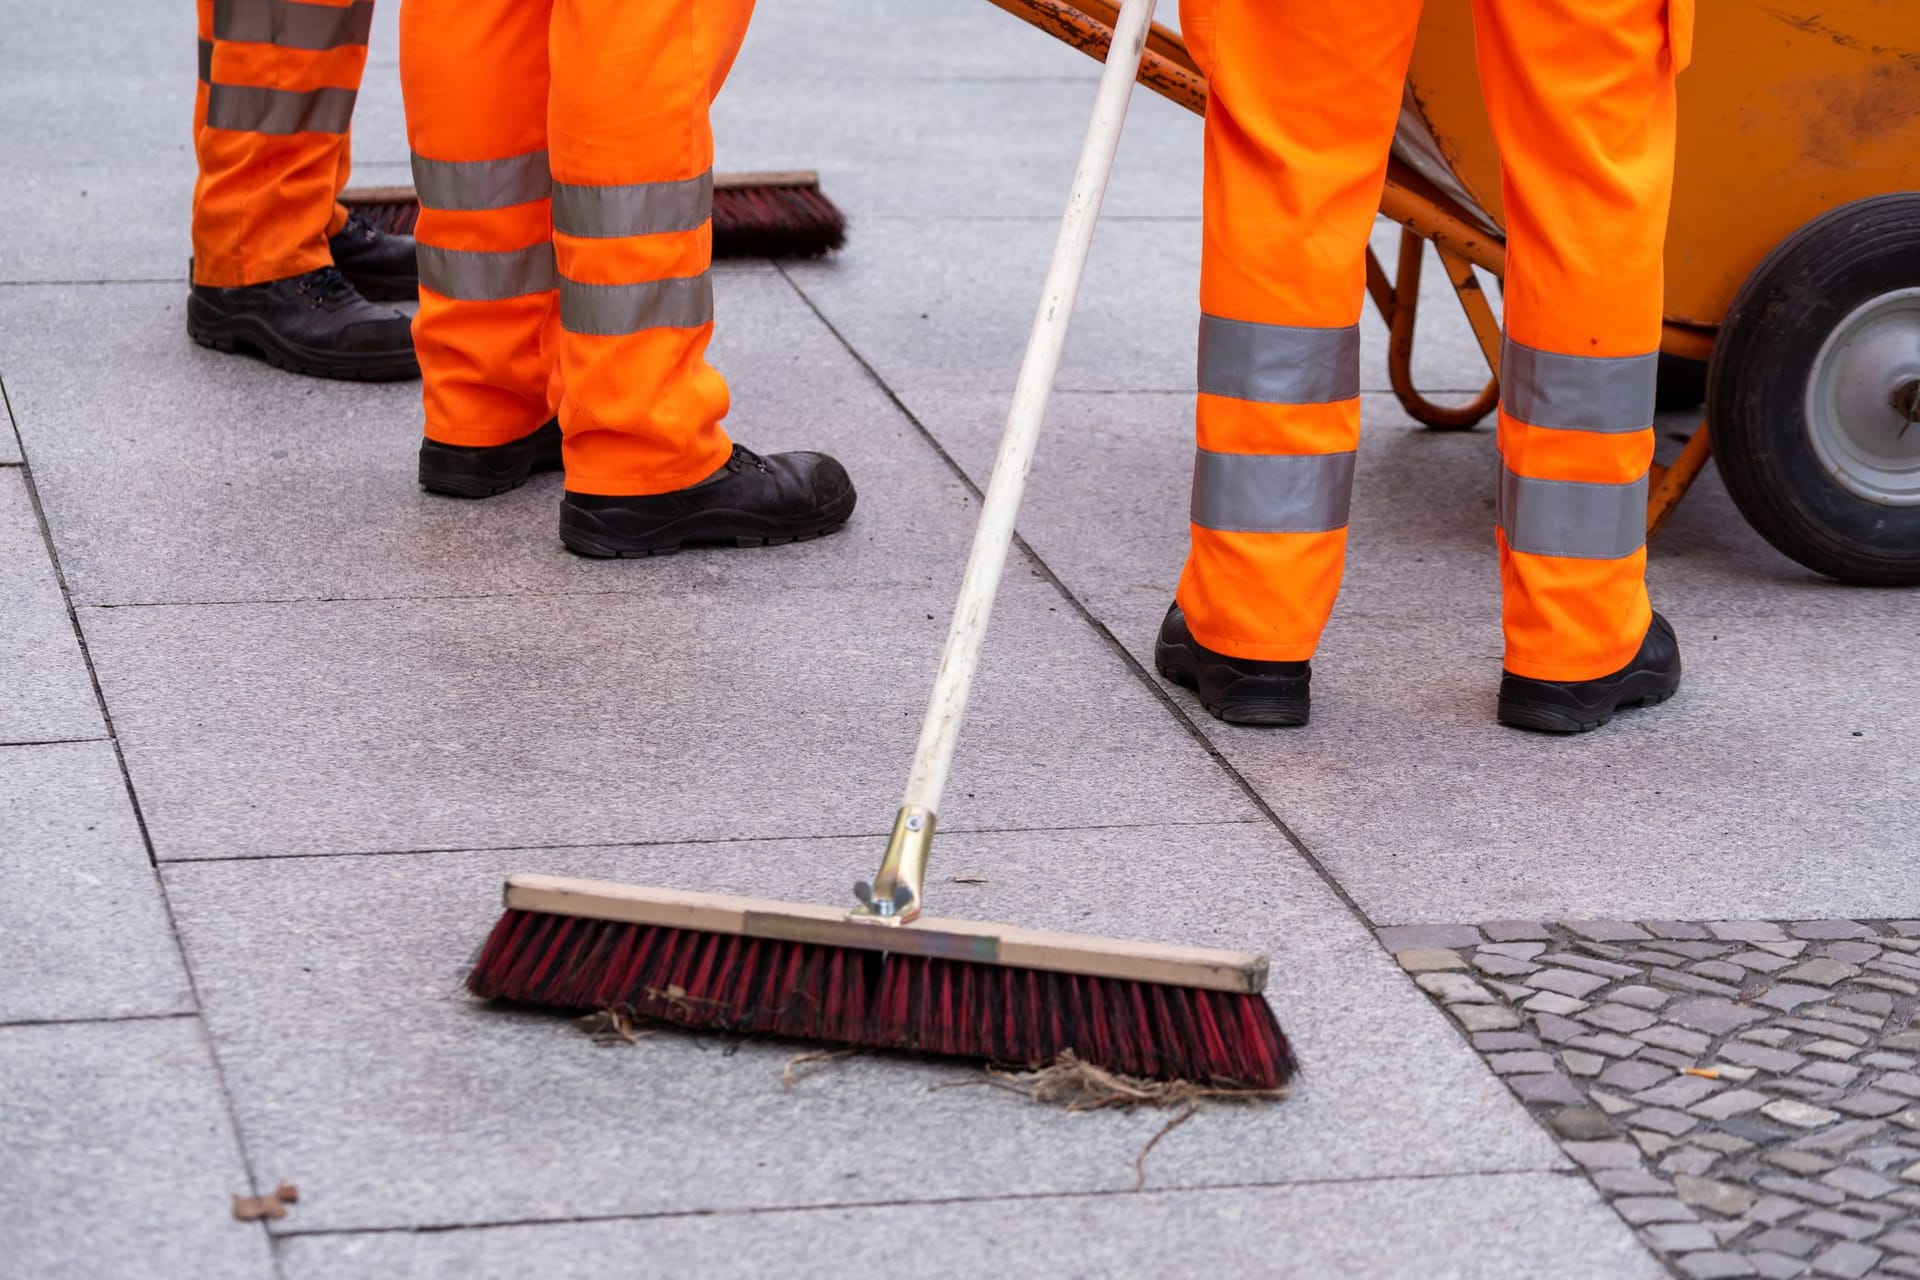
[187,300,419,383]
[1496,669,1679,734]
[560,491,858,558]
[418,437,563,500]
[1154,640,1309,728]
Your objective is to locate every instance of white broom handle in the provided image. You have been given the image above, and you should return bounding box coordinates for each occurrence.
[900,0,1158,816]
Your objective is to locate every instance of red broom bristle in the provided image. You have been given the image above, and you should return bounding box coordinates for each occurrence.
[343,182,846,262]
[470,910,1297,1089]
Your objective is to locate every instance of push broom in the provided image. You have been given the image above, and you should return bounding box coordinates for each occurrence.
[341,170,846,275]
[468,0,1295,1089]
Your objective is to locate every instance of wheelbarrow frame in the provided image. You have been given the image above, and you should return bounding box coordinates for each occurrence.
[986,0,1717,537]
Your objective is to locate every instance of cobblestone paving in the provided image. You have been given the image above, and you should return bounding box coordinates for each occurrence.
[1387,920,1920,1280]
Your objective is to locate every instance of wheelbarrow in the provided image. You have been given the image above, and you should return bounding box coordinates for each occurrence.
[987,0,1920,585]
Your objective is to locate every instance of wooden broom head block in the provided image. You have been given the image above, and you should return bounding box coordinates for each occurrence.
[503,873,1270,995]
[340,173,822,207]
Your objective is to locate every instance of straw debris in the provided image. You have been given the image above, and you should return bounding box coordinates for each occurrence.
[964,1051,1289,1112]
[783,1049,858,1090]
[935,1051,1287,1189]
[573,1008,653,1046]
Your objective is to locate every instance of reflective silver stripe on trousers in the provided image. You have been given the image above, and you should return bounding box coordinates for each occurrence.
[1198,315,1360,405]
[561,275,714,336]
[1190,449,1356,534]
[204,83,357,134]
[1498,465,1648,560]
[1501,337,1658,433]
[412,151,552,213]
[212,0,374,50]
[198,38,213,81]
[552,172,713,239]
[417,243,558,302]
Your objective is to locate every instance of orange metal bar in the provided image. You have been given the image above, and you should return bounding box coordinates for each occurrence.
[1647,422,1712,537]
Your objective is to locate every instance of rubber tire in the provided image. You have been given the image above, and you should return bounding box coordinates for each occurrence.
[1654,354,1708,412]
[1706,193,1920,586]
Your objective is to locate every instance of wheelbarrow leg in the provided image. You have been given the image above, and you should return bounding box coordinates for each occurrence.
[1365,227,1500,430]
[1646,419,1712,538]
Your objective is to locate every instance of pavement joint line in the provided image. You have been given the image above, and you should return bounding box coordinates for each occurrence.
[153,819,1270,867]
[0,735,113,748]
[265,1164,1583,1241]
[0,1010,198,1031]
[0,370,286,1276]
[773,262,1381,938]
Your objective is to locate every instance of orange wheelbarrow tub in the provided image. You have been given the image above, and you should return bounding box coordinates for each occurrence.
[989,0,1920,585]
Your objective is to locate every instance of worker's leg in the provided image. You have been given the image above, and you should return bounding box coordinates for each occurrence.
[1472,0,1680,681]
[1171,0,1424,662]
[543,0,752,496]
[192,0,372,286]
[400,0,559,459]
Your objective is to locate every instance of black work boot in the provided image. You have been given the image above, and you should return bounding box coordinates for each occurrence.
[1154,603,1311,726]
[187,266,418,382]
[1497,612,1682,734]
[328,209,419,302]
[419,419,562,499]
[559,444,856,557]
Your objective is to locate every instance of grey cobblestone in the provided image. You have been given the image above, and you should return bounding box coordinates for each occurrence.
[1376,924,1483,951]
[1676,1249,1759,1278]
[1480,920,1551,942]
[1398,917,1920,1277]
[1809,1240,1883,1278]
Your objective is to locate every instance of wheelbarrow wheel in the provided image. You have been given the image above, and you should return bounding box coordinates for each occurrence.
[1707,194,1920,586]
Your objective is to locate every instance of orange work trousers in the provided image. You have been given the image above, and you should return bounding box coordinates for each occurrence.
[399,0,751,496]
[1175,0,1691,681]
[192,0,372,287]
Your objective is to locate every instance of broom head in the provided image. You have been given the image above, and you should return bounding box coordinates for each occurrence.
[471,874,1296,1089]
[340,172,845,260]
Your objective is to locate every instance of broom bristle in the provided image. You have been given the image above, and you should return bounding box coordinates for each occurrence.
[470,910,1297,1089]
[341,183,845,261]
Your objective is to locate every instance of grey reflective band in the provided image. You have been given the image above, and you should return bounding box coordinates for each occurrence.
[213,0,374,50]
[561,275,714,336]
[1190,449,1356,534]
[552,172,714,239]
[1198,315,1360,405]
[1498,466,1649,560]
[1502,338,1658,433]
[204,83,357,134]
[412,151,552,213]
[198,38,213,82]
[417,243,558,302]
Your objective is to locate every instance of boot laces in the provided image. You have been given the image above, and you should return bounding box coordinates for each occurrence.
[298,266,359,309]
[729,445,774,474]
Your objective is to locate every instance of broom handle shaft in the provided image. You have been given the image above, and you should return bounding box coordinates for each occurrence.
[902,0,1156,815]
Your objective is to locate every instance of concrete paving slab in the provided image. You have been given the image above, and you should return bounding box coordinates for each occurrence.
[0,1018,272,1280]
[729,0,1103,83]
[1,413,19,464]
[278,1171,1659,1280]
[1150,610,1919,926]
[0,0,192,285]
[715,70,1204,221]
[0,742,193,1023]
[2,275,974,607]
[0,469,103,744]
[788,215,1501,402]
[83,580,1259,860]
[161,826,1570,1234]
